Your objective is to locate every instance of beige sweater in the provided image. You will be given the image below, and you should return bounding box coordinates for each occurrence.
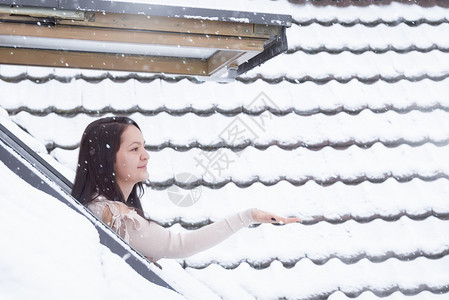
[87,196,256,261]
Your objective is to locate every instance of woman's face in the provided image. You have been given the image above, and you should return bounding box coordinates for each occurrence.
[114,125,150,188]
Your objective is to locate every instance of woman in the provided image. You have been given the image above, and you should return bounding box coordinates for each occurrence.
[72,117,301,262]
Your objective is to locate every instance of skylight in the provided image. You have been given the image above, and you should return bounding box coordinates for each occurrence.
[0,0,291,80]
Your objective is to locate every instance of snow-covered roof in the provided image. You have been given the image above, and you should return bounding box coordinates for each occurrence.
[0,138,184,299]
[1,0,449,299]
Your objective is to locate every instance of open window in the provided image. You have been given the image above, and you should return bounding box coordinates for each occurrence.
[0,0,291,80]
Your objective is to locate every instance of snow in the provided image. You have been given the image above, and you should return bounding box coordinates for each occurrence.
[7,97,449,163]
[15,109,449,149]
[329,291,449,300]
[174,216,449,268]
[113,0,449,24]
[140,178,449,224]
[228,17,250,23]
[242,50,449,80]
[183,15,219,21]
[287,23,449,52]
[2,0,449,299]
[0,107,76,181]
[186,257,449,300]
[0,158,184,300]
[57,143,446,185]
[0,107,47,154]
[2,76,449,116]
[0,112,227,299]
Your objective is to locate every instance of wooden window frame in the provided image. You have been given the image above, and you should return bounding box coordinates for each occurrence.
[0,2,290,79]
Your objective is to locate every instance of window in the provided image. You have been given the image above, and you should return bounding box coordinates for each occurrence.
[0,1,291,79]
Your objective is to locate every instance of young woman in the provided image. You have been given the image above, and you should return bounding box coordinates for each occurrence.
[72,117,301,262]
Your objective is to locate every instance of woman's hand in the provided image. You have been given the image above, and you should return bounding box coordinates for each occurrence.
[251,208,302,224]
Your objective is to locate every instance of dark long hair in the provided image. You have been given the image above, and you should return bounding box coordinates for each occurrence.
[71,117,145,215]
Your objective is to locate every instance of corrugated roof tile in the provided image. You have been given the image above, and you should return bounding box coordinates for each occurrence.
[2,0,449,298]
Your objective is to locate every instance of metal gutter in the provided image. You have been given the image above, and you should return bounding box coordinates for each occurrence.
[237,26,288,76]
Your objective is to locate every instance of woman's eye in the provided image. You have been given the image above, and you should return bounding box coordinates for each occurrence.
[131,148,138,151]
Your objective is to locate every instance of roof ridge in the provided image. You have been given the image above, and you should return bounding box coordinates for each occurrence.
[287,0,449,8]
[292,18,449,27]
[158,211,449,230]
[147,174,449,190]
[47,139,449,152]
[183,256,449,298]
[236,73,449,84]
[286,45,449,55]
[3,73,449,84]
[7,105,449,117]
[182,249,449,269]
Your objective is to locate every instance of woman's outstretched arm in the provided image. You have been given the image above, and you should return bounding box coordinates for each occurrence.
[103,204,301,261]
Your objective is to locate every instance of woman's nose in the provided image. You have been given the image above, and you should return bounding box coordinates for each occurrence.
[142,149,150,161]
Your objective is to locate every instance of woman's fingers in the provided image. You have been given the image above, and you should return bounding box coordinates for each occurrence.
[271,215,302,224]
[252,209,302,224]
